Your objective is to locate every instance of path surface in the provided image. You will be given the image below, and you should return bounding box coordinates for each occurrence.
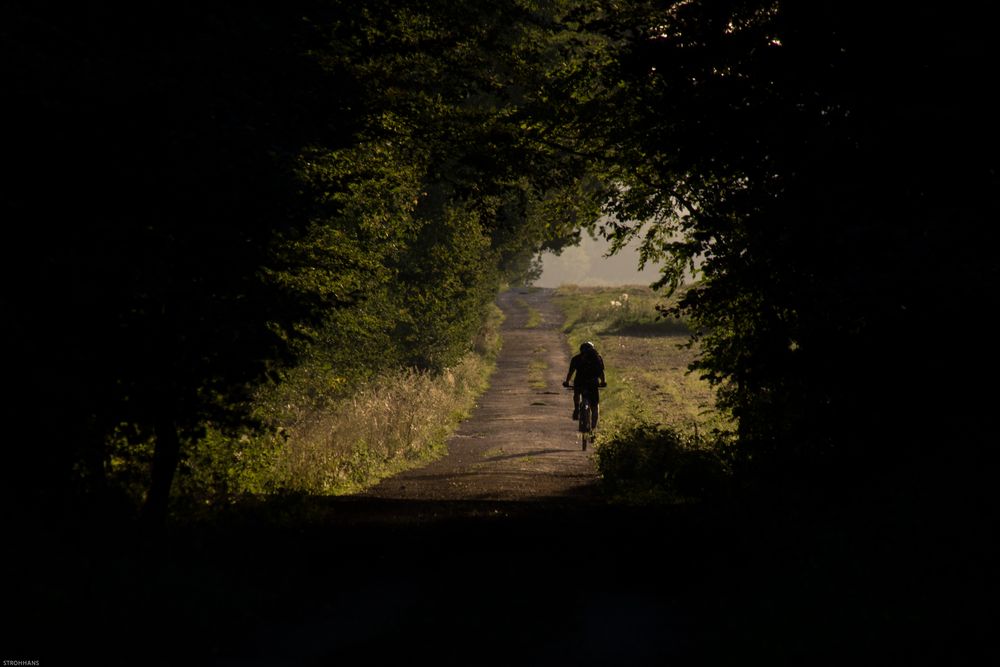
[360,287,600,504]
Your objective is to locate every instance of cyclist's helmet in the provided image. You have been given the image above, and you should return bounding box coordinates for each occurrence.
[580,341,595,353]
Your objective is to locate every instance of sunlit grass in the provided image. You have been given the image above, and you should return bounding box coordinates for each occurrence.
[552,284,712,426]
[192,304,508,498]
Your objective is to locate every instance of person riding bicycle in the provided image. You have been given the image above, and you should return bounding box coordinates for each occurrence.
[563,341,607,428]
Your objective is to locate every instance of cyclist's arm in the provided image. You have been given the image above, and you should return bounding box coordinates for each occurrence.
[564,357,577,386]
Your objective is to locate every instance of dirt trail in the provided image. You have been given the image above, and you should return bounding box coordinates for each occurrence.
[360,287,600,503]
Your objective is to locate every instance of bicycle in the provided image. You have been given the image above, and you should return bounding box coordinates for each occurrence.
[566,383,603,451]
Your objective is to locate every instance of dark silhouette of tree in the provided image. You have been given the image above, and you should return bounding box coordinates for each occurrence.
[573,0,1000,495]
[1,1,604,523]
[2,3,361,522]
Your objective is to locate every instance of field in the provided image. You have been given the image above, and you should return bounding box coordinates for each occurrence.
[551,285,725,434]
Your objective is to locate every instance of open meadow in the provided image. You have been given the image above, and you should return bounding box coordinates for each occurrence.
[552,284,723,433]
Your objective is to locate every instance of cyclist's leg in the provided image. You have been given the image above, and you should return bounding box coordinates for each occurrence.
[572,387,581,419]
[591,390,600,429]
[578,396,590,432]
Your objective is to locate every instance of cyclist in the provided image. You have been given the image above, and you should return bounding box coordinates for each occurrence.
[562,341,607,429]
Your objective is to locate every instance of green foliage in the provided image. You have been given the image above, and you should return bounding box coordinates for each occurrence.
[104,425,155,513]
[3,1,608,519]
[595,415,734,503]
[172,427,279,507]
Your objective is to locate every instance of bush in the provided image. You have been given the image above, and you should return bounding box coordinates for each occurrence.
[595,418,734,503]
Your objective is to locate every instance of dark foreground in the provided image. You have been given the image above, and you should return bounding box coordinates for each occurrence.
[5,487,991,667]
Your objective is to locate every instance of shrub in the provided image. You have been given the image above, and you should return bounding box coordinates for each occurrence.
[595,417,734,503]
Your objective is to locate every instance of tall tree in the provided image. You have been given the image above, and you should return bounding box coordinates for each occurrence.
[1,1,609,520]
[578,0,1000,487]
[1,2,380,521]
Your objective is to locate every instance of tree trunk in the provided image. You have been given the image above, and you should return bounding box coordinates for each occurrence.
[141,411,181,526]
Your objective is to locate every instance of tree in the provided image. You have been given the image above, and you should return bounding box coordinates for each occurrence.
[576,0,1000,487]
[1,1,609,521]
[1,2,382,522]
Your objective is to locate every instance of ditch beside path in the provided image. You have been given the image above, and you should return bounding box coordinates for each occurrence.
[359,286,601,504]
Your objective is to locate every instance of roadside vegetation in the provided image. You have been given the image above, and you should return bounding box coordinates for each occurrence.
[109,305,504,508]
[553,285,734,503]
[257,303,504,497]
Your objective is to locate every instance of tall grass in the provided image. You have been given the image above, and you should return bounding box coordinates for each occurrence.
[165,303,504,504]
[260,303,503,495]
[264,353,495,494]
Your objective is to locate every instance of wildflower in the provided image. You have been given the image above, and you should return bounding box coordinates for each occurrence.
[621,293,630,302]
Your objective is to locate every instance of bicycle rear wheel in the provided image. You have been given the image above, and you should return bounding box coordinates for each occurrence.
[578,401,591,433]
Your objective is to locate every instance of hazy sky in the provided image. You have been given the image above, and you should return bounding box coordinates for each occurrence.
[534,230,663,288]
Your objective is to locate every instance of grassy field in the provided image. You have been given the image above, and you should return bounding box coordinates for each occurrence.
[552,284,735,502]
[552,284,724,433]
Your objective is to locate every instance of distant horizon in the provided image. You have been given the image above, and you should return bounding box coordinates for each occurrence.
[534,231,663,288]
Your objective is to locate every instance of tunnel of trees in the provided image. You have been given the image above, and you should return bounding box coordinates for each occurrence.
[3,0,997,527]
